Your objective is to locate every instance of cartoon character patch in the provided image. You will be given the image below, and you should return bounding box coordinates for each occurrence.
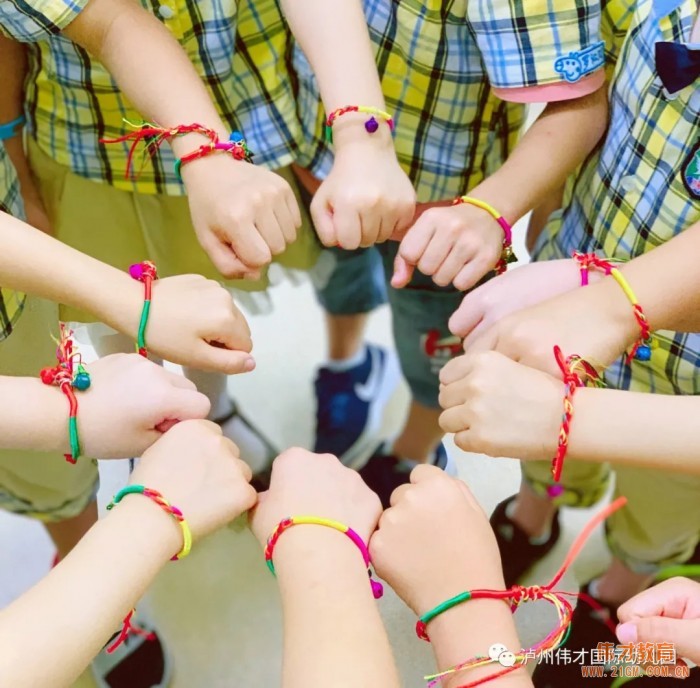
[422,330,462,375]
[683,140,700,199]
[554,41,605,83]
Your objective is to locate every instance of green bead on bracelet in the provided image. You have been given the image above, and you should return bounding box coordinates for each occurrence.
[416,591,473,642]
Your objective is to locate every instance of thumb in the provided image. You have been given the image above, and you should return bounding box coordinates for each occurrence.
[192,343,256,375]
[201,233,260,280]
[617,618,700,661]
[311,194,338,247]
[391,254,414,288]
[165,388,212,423]
[463,325,499,354]
[449,294,483,338]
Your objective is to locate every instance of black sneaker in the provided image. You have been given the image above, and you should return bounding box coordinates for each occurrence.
[490,495,561,588]
[91,618,172,688]
[358,442,457,508]
[533,584,618,688]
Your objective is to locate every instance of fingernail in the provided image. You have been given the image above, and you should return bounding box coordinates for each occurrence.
[244,357,256,372]
[616,623,637,643]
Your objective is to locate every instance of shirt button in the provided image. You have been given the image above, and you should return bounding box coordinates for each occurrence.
[158,5,175,19]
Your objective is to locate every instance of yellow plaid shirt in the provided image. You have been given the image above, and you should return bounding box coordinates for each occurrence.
[0,144,26,341]
[1,0,301,195]
[535,0,700,394]
[294,0,605,202]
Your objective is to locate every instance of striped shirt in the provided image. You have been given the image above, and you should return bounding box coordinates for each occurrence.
[0,144,26,341]
[293,0,605,202]
[1,0,302,194]
[534,0,700,394]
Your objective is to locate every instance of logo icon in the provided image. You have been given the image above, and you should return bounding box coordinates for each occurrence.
[354,346,382,402]
[554,41,605,83]
[489,644,517,668]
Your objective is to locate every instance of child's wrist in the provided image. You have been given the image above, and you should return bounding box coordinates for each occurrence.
[466,180,523,228]
[35,380,72,454]
[331,119,395,152]
[92,270,145,340]
[115,493,184,559]
[584,277,641,350]
[273,526,371,586]
[107,494,183,561]
[415,570,506,620]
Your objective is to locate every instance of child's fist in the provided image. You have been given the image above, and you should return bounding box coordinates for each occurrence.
[131,419,257,545]
[392,202,503,291]
[249,448,382,548]
[370,465,504,615]
[79,354,210,458]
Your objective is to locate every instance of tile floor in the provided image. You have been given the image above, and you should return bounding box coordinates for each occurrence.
[0,226,613,687]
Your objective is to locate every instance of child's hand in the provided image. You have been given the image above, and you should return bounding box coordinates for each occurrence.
[182,155,302,279]
[391,202,503,290]
[370,465,504,615]
[462,280,638,378]
[617,577,700,664]
[249,448,382,548]
[116,274,255,375]
[130,419,257,544]
[78,354,211,458]
[439,352,562,461]
[311,142,416,250]
[448,259,582,344]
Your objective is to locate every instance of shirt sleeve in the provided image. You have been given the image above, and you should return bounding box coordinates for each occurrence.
[0,0,88,42]
[468,0,606,96]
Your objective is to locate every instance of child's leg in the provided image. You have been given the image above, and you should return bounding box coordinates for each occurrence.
[600,466,700,604]
[391,400,444,463]
[348,243,464,504]
[44,500,98,561]
[326,312,371,361]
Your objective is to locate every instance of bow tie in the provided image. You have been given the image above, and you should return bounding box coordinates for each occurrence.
[656,41,700,94]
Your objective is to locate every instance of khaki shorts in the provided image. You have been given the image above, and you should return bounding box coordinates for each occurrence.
[0,296,98,521]
[27,137,320,323]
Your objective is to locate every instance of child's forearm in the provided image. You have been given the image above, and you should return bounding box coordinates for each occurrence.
[470,86,608,224]
[556,220,700,345]
[62,0,230,150]
[280,0,392,151]
[430,601,532,688]
[275,528,400,688]
[0,377,69,453]
[610,220,700,333]
[0,211,142,334]
[570,390,700,474]
[0,498,178,688]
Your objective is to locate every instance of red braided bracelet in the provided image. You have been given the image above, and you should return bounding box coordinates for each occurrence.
[101,121,218,179]
[174,131,254,179]
[547,346,603,498]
